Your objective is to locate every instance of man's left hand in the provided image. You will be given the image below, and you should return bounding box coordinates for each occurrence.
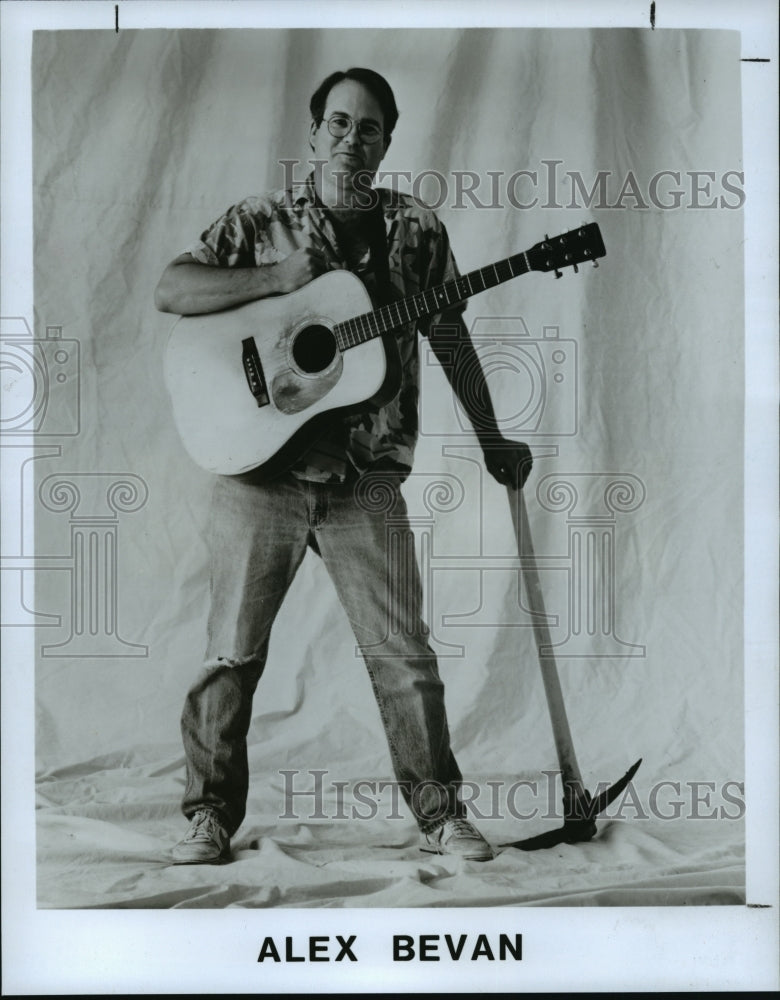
[482,439,533,490]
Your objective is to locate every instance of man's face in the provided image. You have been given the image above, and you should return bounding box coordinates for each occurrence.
[310,79,390,202]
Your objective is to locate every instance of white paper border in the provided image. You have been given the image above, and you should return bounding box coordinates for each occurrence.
[2,0,777,994]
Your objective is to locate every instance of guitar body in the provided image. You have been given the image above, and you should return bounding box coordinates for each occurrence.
[164,270,400,477]
[163,224,606,477]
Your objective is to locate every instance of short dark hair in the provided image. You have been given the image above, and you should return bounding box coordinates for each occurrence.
[309,68,399,137]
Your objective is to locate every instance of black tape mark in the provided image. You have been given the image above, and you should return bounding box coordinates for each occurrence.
[115,4,119,32]
[741,58,770,62]
[650,2,656,29]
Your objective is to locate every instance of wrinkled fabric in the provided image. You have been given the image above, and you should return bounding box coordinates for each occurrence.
[31,27,745,909]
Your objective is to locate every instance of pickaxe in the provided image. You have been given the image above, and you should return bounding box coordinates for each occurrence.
[501,484,642,851]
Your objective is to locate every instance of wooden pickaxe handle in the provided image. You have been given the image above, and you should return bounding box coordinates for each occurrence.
[507,485,593,819]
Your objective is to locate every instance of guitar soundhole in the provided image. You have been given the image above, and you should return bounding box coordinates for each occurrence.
[291,324,338,374]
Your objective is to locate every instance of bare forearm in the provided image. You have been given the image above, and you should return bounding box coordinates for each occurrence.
[154,259,284,316]
[429,316,501,445]
[430,313,533,488]
[154,247,329,316]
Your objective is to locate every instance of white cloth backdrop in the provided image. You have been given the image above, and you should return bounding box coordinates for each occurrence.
[31,28,744,907]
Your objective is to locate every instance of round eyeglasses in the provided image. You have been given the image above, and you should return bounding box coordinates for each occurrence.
[323,113,384,144]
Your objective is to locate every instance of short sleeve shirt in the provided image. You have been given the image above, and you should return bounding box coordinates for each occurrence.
[184,174,465,483]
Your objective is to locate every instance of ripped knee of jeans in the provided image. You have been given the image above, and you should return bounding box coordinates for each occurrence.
[199,653,267,691]
[203,653,262,670]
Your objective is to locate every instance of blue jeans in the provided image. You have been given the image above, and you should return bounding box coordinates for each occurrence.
[180,471,464,835]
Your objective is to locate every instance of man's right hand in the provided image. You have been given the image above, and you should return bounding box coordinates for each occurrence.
[274,248,330,294]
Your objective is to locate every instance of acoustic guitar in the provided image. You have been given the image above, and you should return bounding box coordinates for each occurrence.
[164,223,606,477]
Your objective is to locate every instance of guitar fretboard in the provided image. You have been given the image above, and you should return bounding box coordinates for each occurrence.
[333,251,529,351]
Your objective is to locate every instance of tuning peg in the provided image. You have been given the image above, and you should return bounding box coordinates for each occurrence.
[554,269,562,279]
[572,263,579,274]
[593,260,599,268]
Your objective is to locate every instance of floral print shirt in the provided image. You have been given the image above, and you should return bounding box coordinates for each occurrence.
[185,174,464,482]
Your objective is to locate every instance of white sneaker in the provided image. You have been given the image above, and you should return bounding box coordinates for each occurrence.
[423,817,495,861]
[172,808,230,864]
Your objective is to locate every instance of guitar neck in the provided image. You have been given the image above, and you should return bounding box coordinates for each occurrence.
[333,251,530,351]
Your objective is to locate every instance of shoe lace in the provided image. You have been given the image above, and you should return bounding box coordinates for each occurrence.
[188,810,223,842]
[444,817,479,838]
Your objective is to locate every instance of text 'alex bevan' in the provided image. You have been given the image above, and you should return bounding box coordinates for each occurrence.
[256,933,522,962]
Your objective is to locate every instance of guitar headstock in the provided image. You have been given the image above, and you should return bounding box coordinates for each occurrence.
[527,223,606,277]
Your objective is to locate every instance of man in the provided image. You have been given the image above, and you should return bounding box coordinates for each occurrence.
[155,67,532,864]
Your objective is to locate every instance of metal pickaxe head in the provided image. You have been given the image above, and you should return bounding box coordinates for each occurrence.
[501,758,643,851]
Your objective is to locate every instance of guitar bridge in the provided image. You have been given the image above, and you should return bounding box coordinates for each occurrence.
[241,337,270,407]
